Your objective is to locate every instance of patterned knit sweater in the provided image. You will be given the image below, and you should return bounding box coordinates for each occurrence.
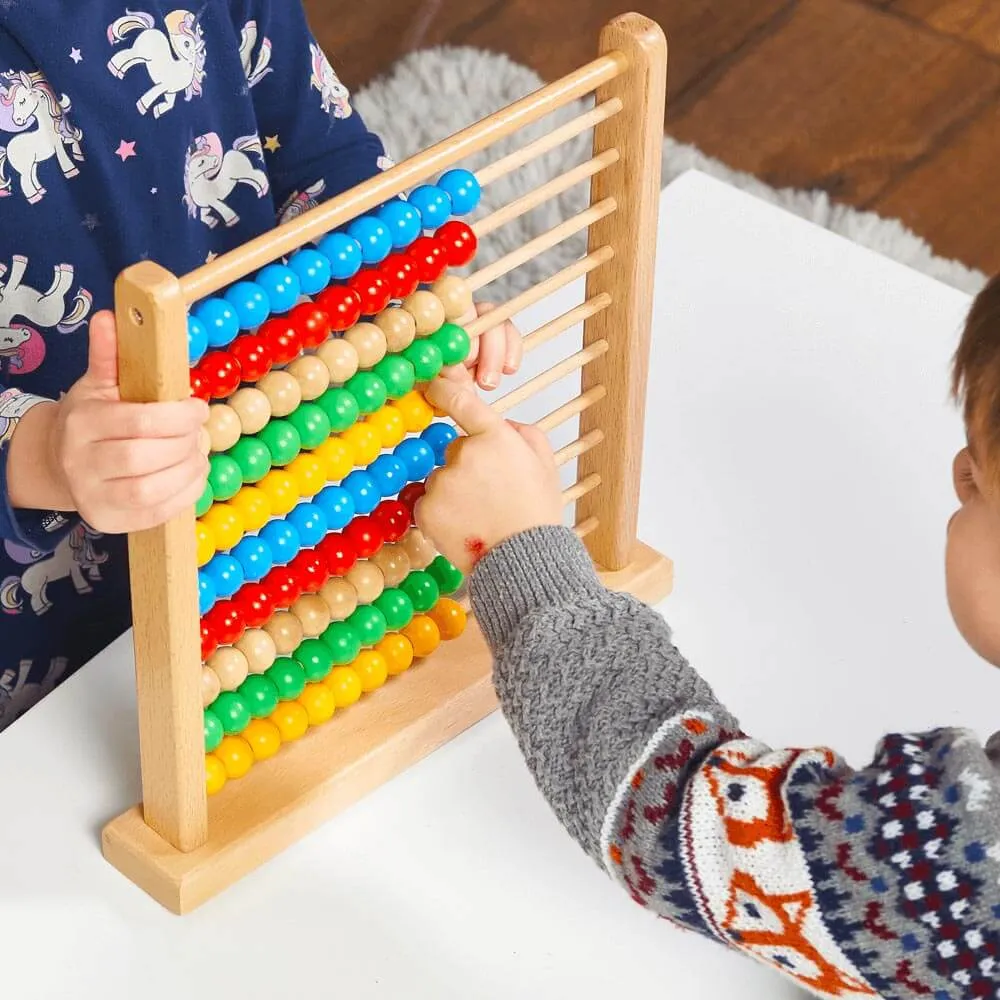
[471,526,1000,1000]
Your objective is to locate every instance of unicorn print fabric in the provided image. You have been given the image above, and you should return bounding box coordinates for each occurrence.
[0,0,386,730]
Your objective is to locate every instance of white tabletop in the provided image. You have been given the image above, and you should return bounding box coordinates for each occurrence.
[3,170,993,1000]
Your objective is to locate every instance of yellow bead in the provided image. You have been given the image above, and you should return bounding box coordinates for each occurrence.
[427,598,467,641]
[354,650,389,693]
[298,683,336,726]
[230,485,272,532]
[403,615,441,658]
[377,633,414,676]
[324,666,362,707]
[393,392,433,433]
[205,754,227,795]
[195,521,215,567]
[216,735,254,779]
[287,453,326,498]
[201,503,245,552]
[270,701,309,742]
[243,718,282,761]
[314,437,354,481]
[259,470,298,515]
[341,423,381,466]
[366,406,405,448]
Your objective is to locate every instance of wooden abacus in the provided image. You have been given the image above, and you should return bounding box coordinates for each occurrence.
[102,12,671,914]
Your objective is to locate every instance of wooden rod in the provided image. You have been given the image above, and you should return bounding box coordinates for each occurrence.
[466,246,614,338]
[477,98,623,186]
[178,56,626,304]
[562,473,602,504]
[468,198,616,292]
[535,385,608,433]
[522,294,611,355]
[491,340,609,415]
[554,429,605,467]
[574,516,599,539]
[473,149,620,239]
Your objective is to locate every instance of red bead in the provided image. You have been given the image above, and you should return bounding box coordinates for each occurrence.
[347,271,391,316]
[263,566,302,609]
[200,619,218,660]
[316,286,363,332]
[407,237,448,283]
[343,516,384,559]
[398,482,426,512]
[290,549,327,594]
[371,500,410,543]
[381,255,419,299]
[317,533,357,577]
[260,316,303,366]
[201,351,242,398]
[229,334,273,382]
[291,302,331,349]
[189,366,212,402]
[435,221,478,267]
[234,583,273,628]
[209,600,246,646]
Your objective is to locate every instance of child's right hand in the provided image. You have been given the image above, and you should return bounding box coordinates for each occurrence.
[50,311,209,533]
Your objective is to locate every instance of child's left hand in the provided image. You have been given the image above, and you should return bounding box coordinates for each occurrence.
[460,302,522,391]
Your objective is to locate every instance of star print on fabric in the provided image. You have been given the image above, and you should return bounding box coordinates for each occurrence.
[69,49,83,64]
[115,140,136,162]
[264,135,281,153]
[150,187,158,195]
[81,214,100,232]
[206,251,217,263]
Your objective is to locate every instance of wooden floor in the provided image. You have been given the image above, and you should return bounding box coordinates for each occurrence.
[305,0,1000,278]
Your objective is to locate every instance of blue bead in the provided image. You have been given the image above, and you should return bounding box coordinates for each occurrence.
[420,422,458,466]
[368,454,409,497]
[204,553,245,600]
[255,264,301,314]
[395,437,436,480]
[342,470,380,514]
[286,502,328,548]
[315,486,356,530]
[347,216,393,264]
[193,298,239,349]
[318,233,363,279]
[378,199,422,249]
[438,169,481,215]
[224,281,271,330]
[187,315,208,364]
[408,185,452,229]
[288,249,332,296]
[198,573,217,615]
[258,519,301,565]
[232,536,273,583]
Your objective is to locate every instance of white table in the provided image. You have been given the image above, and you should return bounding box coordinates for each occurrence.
[3,170,993,1000]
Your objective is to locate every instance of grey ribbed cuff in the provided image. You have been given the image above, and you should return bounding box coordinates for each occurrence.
[470,525,603,651]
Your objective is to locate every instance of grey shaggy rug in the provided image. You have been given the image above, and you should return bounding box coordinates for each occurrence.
[354,47,988,302]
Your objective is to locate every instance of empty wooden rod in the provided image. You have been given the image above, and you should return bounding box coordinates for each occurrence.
[491,340,609,415]
[468,199,616,292]
[466,246,614,338]
[177,55,625,303]
[554,429,604,467]
[574,516,599,539]
[562,473,602,504]
[535,385,608,433]
[522,293,611,355]
[473,149,619,239]
[477,98,624,186]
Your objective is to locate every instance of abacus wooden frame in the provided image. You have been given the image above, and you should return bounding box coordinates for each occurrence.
[101,12,671,914]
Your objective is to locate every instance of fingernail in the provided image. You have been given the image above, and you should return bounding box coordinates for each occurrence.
[480,372,498,390]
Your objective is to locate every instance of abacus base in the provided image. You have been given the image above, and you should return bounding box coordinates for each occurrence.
[102,541,673,914]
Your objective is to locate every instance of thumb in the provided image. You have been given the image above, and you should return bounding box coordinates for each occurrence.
[425,376,502,437]
[82,311,120,393]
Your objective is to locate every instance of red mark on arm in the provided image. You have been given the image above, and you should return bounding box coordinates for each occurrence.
[464,536,487,565]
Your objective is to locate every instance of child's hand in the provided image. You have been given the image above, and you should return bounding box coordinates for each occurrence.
[416,375,562,573]
[460,302,523,391]
[50,311,209,533]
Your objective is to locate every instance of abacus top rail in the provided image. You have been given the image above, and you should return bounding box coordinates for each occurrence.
[176,53,627,304]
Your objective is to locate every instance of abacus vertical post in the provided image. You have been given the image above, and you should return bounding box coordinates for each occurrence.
[577,13,667,571]
[113,262,208,852]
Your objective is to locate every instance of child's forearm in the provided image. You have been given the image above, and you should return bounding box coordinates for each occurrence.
[6,399,74,511]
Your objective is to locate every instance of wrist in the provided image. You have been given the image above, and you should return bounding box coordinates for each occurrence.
[6,397,75,511]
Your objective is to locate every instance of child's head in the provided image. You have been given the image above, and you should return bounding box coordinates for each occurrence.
[948,273,1000,665]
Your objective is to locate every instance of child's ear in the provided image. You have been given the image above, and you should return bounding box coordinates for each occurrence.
[953,447,978,504]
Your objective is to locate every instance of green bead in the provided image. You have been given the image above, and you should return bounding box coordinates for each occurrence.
[258,419,301,466]
[265,657,307,700]
[204,709,224,752]
[293,637,336,682]
[373,356,416,399]
[208,454,243,501]
[428,555,464,595]
[430,323,471,367]
[347,605,388,646]
[195,479,215,518]
[317,387,360,433]
[238,674,280,718]
[403,340,443,382]
[212,691,251,735]
[373,588,414,631]
[227,437,272,484]
[321,621,362,665]
[400,570,440,613]
[346,372,389,415]
[287,402,332,450]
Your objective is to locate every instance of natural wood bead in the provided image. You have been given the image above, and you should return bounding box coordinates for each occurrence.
[432,275,474,321]
[403,290,446,336]
[346,562,385,604]
[257,370,301,418]
[374,307,416,354]
[291,594,331,638]
[263,610,303,656]
[206,404,243,452]
[208,646,250,691]
[371,544,411,587]
[229,387,272,435]
[316,337,359,385]
[201,665,221,707]
[320,577,358,621]
[198,425,212,456]
[287,354,331,401]
[401,528,436,570]
[344,322,387,369]
[234,627,277,674]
